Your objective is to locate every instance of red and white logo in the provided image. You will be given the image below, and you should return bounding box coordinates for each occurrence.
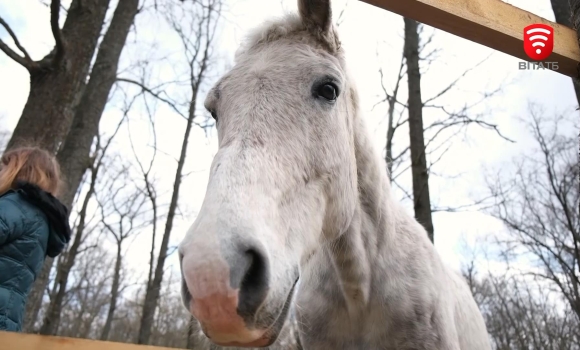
[523,24,554,61]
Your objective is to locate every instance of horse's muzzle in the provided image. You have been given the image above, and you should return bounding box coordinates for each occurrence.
[179,241,271,346]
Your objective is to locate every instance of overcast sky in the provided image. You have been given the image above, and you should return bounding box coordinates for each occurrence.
[0,0,577,282]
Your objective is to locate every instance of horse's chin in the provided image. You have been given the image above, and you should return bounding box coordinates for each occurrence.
[203,278,299,348]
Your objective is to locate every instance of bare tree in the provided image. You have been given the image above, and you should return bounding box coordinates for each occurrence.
[96,161,148,340]
[55,243,114,339]
[375,21,510,243]
[463,261,580,349]
[148,271,192,348]
[126,86,162,309]
[548,0,580,107]
[57,0,140,213]
[136,0,223,344]
[403,17,434,242]
[21,0,142,328]
[1,0,110,153]
[375,52,405,180]
[28,167,105,333]
[484,104,579,321]
[573,1,580,72]
[38,116,126,335]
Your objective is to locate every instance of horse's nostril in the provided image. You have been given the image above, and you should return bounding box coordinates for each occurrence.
[236,247,269,319]
[180,243,269,325]
[241,249,267,292]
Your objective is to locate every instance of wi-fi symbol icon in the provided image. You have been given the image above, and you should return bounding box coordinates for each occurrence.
[523,24,554,61]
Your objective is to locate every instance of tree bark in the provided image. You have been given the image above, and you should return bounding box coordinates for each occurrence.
[403,18,435,242]
[57,0,140,211]
[17,0,112,332]
[100,243,123,340]
[5,0,111,154]
[551,0,573,24]
[22,0,139,333]
[572,0,580,51]
[549,0,580,108]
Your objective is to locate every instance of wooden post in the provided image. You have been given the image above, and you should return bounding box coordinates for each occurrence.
[359,0,580,78]
[0,331,183,350]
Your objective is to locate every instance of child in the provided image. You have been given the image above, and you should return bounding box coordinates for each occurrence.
[0,147,71,332]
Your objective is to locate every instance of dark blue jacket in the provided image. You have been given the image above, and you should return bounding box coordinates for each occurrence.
[0,182,71,332]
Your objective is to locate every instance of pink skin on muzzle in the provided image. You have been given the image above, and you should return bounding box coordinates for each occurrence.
[181,253,271,347]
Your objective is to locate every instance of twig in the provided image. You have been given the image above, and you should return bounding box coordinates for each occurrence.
[0,17,32,61]
[422,53,492,106]
[116,77,188,119]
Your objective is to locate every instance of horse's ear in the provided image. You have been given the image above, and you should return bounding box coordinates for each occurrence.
[298,0,332,33]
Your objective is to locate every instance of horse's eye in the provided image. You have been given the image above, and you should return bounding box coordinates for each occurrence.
[317,83,338,101]
[210,110,218,121]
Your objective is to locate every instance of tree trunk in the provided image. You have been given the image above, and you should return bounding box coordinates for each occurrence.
[136,2,219,341]
[100,242,123,340]
[57,0,140,211]
[38,165,98,335]
[70,290,88,337]
[22,0,138,332]
[147,196,158,289]
[383,58,405,181]
[5,0,111,154]
[549,0,580,107]
[403,18,435,242]
[573,0,580,55]
[385,98,396,179]
[18,0,111,332]
[551,0,573,24]
[137,86,199,345]
[22,257,53,332]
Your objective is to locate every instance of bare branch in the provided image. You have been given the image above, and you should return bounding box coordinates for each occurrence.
[116,77,188,119]
[483,105,580,320]
[0,17,35,69]
[50,0,66,65]
[424,104,516,143]
[422,53,492,106]
[0,17,32,60]
[431,194,497,213]
[336,0,349,27]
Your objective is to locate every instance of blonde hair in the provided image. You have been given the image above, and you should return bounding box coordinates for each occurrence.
[0,147,63,196]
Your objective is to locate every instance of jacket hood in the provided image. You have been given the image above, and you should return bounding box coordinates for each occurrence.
[14,181,72,258]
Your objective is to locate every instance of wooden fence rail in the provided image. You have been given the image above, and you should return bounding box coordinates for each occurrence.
[360,0,580,78]
[0,331,183,350]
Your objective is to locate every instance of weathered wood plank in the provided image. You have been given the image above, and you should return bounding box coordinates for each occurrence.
[0,331,183,350]
[359,0,580,78]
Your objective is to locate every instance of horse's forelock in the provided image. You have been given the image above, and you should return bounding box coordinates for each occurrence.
[234,13,341,63]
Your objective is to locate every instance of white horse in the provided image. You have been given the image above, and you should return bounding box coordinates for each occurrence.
[178,0,491,348]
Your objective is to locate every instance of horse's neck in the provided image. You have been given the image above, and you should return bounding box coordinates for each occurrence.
[311,116,400,316]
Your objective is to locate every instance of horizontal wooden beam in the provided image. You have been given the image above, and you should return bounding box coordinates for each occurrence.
[359,0,580,78]
[0,331,182,350]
